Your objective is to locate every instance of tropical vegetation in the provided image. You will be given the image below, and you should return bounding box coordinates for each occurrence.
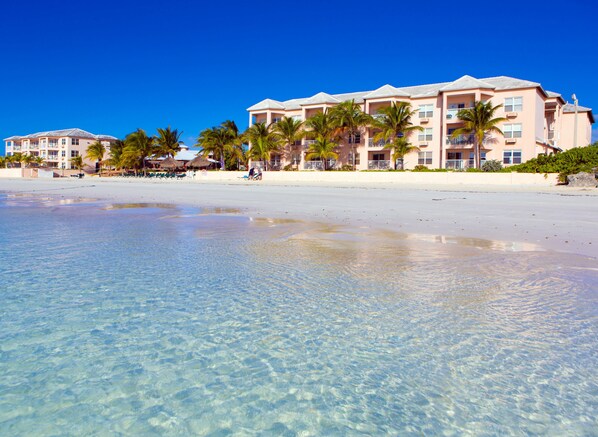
[505,143,598,182]
[452,101,507,169]
[244,122,281,170]
[196,120,244,170]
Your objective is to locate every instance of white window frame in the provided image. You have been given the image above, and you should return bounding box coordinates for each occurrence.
[72,138,80,146]
[504,97,523,112]
[503,149,522,165]
[418,104,434,118]
[503,123,522,138]
[418,128,433,142]
[418,151,432,165]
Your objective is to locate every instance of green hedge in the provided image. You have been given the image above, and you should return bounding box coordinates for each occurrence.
[505,143,598,182]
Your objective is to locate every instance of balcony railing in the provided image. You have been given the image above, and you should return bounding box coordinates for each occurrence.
[368,160,391,170]
[446,134,475,146]
[445,159,467,170]
[368,138,391,148]
[446,107,474,120]
[304,161,323,170]
[303,139,316,149]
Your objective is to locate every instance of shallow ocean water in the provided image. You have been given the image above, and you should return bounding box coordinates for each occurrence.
[0,194,597,436]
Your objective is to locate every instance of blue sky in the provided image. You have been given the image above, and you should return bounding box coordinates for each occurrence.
[1,0,597,155]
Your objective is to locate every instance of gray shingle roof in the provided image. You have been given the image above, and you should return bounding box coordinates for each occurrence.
[246,98,286,111]
[301,92,341,106]
[362,84,410,99]
[247,75,572,111]
[563,103,592,113]
[439,75,495,91]
[4,128,117,142]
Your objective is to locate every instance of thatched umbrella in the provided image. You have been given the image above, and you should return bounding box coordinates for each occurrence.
[160,157,183,170]
[186,156,211,169]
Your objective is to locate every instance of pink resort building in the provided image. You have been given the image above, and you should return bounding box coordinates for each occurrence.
[247,75,594,170]
[4,128,116,169]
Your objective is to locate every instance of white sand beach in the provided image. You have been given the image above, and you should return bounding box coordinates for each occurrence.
[1,177,597,258]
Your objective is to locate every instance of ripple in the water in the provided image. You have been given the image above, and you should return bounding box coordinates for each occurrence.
[0,194,596,436]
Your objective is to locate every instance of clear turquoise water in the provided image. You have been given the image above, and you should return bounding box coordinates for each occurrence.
[0,194,597,436]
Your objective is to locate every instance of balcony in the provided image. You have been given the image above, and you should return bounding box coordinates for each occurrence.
[446,107,473,122]
[367,138,391,148]
[446,134,475,146]
[304,161,323,170]
[303,139,316,149]
[368,160,391,170]
[445,159,467,170]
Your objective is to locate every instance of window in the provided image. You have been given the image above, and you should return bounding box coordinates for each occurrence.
[6,141,11,147]
[447,152,462,160]
[468,152,486,166]
[348,152,360,165]
[504,97,523,112]
[418,128,433,142]
[72,138,79,145]
[348,133,361,144]
[71,150,79,158]
[503,150,522,164]
[503,123,522,138]
[418,151,432,165]
[291,154,301,165]
[61,138,66,145]
[272,117,282,123]
[372,153,385,161]
[418,104,434,118]
[61,150,66,157]
[49,139,58,147]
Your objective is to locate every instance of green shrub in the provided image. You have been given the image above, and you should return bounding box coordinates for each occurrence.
[466,167,483,172]
[339,164,355,171]
[412,165,430,172]
[481,160,503,172]
[506,143,598,182]
[283,164,297,171]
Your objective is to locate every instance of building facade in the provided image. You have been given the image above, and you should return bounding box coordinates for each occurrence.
[4,128,116,169]
[247,75,594,170]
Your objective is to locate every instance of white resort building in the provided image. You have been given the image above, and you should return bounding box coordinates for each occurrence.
[247,75,595,170]
[4,128,116,169]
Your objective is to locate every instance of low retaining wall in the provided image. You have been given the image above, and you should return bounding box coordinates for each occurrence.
[0,168,25,178]
[190,170,559,186]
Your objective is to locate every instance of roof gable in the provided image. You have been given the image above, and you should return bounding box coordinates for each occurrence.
[301,92,340,106]
[247,98,286,111]
[440,75,495,92]
[363,84,410,99]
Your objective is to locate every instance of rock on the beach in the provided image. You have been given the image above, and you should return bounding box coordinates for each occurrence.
[567,172,597,188]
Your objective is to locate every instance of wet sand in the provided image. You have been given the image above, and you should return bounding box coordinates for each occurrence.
[1,177,597,258]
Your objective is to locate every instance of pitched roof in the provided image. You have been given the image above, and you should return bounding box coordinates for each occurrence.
[247,75,572,110]
[439,75,495,92]
[563,103,595,123]
[362,84,410,99]
[4,128,117,142]
[246,98,286,111]
[301,92,341,106]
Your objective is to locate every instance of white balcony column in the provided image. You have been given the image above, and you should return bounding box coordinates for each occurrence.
[248,113,253,128]
[440,93,448,169]
[266,111,272,126]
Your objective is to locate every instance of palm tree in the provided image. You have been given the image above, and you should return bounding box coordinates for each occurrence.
[305,109,337,141]
[107,139,125,173]
[86,140,106,176]
[384,137,420,170]
[221,120,245,170]
[244,122,281,170]
[373,101,422,143]
[123,129,156,175]
[70,155,84,172]
[452,101,507,169]
[31,156,45,167]
[272,116,303,167]
[155,126,182,158]
[331,100,373,169]
[21,154,35,168]
[11,152,24,168]
[0,156,5,168]
[305,137,338,171]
